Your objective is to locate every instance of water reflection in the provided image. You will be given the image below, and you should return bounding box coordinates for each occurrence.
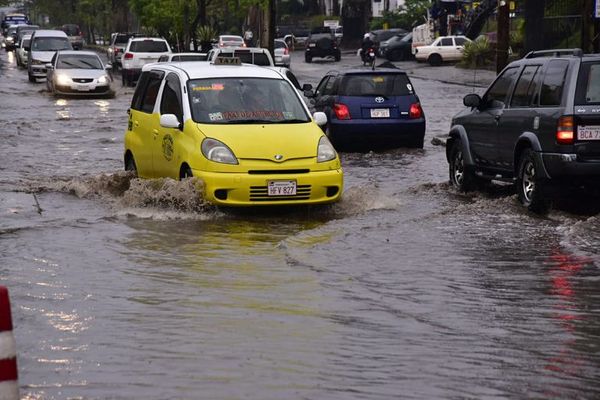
[94,100,110,116]
[55,99,70,120]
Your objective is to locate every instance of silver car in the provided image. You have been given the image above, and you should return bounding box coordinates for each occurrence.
[46,50,113,97]
[274,39,291,67]
[15,33,31,68]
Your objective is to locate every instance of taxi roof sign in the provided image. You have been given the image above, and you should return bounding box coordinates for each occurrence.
[213,56,242,66]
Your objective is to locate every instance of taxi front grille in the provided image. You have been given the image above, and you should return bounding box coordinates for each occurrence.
[249,185,311,201]
[248,169,310,175]
[72,78,94,83]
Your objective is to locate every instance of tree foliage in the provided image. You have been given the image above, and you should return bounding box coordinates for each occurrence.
[370,0,431,31]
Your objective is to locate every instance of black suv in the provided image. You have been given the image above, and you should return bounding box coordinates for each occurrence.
[304,27,341,63]
[447,49,600,213]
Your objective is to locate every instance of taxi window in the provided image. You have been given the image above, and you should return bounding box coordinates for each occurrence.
[160,73,183,122]
[188,77,310,124]
[131,70,165,112]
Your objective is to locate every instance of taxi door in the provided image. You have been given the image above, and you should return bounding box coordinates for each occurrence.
[153,73,185,178]
[128,70,165,178]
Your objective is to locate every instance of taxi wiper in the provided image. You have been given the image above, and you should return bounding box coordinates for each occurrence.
[279,119,310,124]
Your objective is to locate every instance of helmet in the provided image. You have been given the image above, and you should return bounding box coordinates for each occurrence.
[363,33,370,39]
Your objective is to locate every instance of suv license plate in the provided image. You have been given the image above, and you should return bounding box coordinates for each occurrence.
[268,180,296,196]
[578,125,600,140]
[371,108,390,118]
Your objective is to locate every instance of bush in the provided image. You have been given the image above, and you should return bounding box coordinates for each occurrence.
[460,36,494,68]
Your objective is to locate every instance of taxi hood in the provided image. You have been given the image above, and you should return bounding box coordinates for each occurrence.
[197,122,322,160]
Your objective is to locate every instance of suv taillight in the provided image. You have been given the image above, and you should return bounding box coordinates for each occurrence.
[124,52,133,60]
[556,115,575,145]
[409,103,423,119]
[333,103,351,120]
[284,47,289,55]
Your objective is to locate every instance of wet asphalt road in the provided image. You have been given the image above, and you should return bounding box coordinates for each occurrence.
[1,47,600,400]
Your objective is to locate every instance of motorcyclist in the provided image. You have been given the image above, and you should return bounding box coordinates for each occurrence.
[360,33,375,63]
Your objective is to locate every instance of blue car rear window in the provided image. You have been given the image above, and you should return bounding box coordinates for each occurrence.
[339,74,413,96]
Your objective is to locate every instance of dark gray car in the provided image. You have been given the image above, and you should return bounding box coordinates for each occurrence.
[447,49,600,213]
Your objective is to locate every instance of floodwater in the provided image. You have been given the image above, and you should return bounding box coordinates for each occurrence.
[1,49,600,400]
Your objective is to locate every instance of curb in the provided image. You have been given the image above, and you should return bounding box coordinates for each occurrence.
[0,286,18,400]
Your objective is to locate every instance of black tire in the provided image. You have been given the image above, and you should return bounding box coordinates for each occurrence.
[121,72,126,86]
[125,154,138,177]
[516,148,552,213]
[28,72,36,83]
[305,54,312,63]
[428,53,442,66]
[180,165,193,180]
[407,135,424,149]
[388,49,403,62]
[334,52,341,62]
[449,140,477,192]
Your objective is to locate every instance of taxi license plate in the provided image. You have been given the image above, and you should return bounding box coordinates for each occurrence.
[371,108,390,118]
[578,125,600,140]
[75,84,90,91]
[268,180,296,196]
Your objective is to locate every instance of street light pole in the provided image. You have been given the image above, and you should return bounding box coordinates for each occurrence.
[267,0,276,58]
[496,0,510,74]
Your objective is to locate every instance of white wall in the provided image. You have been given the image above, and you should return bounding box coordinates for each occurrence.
[372,0,406,18]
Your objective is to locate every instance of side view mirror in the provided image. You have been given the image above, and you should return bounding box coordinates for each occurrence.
[463,93,481,109]
[45,63,53,70]
[304,88,315,98]
[302,83,313,91]
[313,111,327,126]
[23,46,30,51]
[105,63,112,70]
[160,114,182,130]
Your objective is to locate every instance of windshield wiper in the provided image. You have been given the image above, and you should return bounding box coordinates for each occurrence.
[222,119,277,124]
[278,119,310,124]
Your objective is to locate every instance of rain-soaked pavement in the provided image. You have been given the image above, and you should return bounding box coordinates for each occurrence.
[1,47,600,400]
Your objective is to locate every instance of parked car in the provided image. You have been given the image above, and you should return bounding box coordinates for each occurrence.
[121,36,172,86]
[15,33,31,67]
[414,35,471,66]
[307,68,425,150]
[157,52,207,62]
[27,29,72,82]
[380,32,413,61]
[107,32,138,68]
[304,27,340,63]
[368,28,407,54]
[217,35,245,48]
[46,50,113,97]
[274,39,291,67]
[61,24,85,50]
[123,59,342,206]
[447,49,600,213]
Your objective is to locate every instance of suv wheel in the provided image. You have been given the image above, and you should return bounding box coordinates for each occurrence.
[517,149,551,213]
[449,140,477,191]
[334,51,341,62]
[428,54,442,66]
[305,54,312,63]
[28,72,36,83]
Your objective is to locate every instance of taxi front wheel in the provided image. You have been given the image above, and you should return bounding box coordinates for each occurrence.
[180,165,193,180]
[125,155,137,177]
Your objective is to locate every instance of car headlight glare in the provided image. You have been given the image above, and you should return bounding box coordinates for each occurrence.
[97,75,109,84]
[201,138,238,165]
[317,136,336,162]
[56,74,71,85]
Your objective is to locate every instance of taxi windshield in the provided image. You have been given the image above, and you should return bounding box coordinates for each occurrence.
[57,54,102,69]
[188,77,310,124]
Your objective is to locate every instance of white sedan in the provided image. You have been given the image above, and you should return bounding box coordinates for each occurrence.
[46,50,114,97]
[414,35,471,66]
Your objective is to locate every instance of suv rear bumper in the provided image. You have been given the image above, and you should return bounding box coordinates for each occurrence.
[540,152,600,180]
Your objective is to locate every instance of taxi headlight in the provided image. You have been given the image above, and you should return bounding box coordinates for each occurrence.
[201,138,238,165]
[97,75,109,84]
[56,74,71,86]
[317,136,336,162]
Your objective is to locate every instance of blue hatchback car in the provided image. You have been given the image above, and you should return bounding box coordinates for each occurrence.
[308,68,426,150]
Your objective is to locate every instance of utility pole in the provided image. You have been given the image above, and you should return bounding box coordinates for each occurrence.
[267,0,276,58]
[582,0,596,53]
[496,0,510,73]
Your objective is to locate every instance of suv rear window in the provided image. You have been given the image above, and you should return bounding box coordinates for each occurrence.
[130,40,169,53]
[575,62,600,104]
[338,74,413,96]
[114,34,130,45]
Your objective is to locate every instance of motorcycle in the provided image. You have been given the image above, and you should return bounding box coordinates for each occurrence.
[362,47,376,68]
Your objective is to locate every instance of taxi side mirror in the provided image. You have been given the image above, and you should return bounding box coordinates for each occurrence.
[45,63,53,70]
[313,111,327,126]
[160,114,182,130]
[23,45,30,51]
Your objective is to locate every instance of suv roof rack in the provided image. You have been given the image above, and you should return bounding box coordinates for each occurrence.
[524,48,583,59]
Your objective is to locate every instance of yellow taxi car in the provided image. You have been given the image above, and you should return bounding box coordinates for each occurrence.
[123,57,343,206]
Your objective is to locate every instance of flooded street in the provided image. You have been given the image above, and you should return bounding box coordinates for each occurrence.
[1,48,600,399]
